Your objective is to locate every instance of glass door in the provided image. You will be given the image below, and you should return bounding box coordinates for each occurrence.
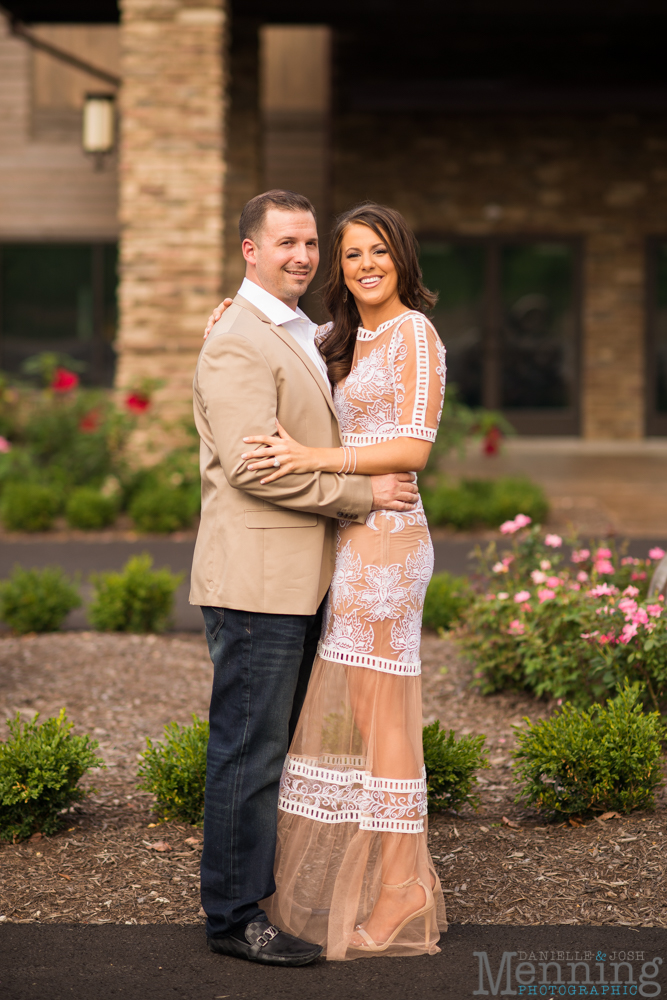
[419,237,581,434]
[0,242,118,386]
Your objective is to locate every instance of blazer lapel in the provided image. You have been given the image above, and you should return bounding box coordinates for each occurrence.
[234,294,338,421]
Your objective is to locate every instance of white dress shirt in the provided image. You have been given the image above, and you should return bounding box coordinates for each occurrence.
[238,277,330,391]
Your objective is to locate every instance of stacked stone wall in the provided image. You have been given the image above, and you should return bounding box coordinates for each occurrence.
[116,0,226,419]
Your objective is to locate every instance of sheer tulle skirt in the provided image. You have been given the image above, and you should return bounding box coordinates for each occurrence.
[264,653,447,959]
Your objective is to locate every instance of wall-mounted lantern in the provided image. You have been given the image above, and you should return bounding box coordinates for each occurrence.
[83,93,115,170]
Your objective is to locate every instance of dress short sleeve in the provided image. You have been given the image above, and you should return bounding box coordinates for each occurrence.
[315,321,334,348]
[389,313,446,442]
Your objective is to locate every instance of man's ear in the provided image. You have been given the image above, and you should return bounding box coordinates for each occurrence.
[242,238,258,265]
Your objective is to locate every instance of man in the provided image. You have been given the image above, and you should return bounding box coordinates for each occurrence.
[190,189,419,967]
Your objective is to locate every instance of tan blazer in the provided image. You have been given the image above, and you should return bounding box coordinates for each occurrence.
[189,294,373,614]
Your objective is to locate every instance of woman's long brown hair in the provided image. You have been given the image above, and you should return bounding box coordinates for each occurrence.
[321,202,437,386]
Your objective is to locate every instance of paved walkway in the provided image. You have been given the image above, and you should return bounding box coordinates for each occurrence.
[1,923,665,1000]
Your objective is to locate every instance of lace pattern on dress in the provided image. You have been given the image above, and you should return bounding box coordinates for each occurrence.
[278,755,428,833]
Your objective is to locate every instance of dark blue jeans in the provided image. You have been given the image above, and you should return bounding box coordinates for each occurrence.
[200,601,323,939]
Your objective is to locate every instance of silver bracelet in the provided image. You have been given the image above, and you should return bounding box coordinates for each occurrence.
[337,447,348,474]
[349,447,357,474]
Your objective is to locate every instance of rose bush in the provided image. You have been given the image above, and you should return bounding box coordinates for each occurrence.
[0,355,201,533]
[457,517,667,708]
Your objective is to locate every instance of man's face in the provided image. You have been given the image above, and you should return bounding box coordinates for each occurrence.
[242,208,319,307]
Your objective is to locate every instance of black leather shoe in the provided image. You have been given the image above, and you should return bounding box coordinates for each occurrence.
[208,920,323,967]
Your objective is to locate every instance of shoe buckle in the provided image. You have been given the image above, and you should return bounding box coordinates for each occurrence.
[256,925,279,948]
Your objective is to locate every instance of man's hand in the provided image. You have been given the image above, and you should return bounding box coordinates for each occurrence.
[204,298,234,339]
[370,473,419,512]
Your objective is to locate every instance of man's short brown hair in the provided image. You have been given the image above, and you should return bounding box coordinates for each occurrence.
[239,190,316,243]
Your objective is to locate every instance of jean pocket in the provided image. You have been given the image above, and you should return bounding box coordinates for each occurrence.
[203,606,225,641]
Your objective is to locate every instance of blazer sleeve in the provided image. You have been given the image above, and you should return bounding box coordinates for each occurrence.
[196,330,373,522]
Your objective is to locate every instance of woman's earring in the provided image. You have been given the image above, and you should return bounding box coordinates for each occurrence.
[343,287,348,303]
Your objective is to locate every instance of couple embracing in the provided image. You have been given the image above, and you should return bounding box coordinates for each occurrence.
[190,189,448,966]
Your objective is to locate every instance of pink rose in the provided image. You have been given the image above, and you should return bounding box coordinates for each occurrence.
[538,588,556,603]
[577,571,589,582]
[545,534,562,548]
[619,623,639,644]
[507,619,525,636]
[493,562,509,574]
[500,519,519,535]
[588,583,618,597]
[595,547,612,559]
[622,586,640,597]
[595,559,614,575]
[546,576,561,588]
[569,582,581,591]
[514,514,532,529]
[647,604,663,618]
[0,436,11,453]
[631,571,647,581]
[540,560,551,571]
[531,570,547,584]
[631,608,649,626]
[649,547,666,560]
[571,549,590,564]
[514,590,531,603]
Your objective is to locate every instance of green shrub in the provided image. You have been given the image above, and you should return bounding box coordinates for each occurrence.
[512,684,664,819]
[137,715,208,825]
[423,572,473,631]
[0,565,81,634]
[65,487,117,530]
[88,553,182,633]
[129,484,193,534]
[0,482,60,532]
[422,720,489,812]
[421,476,548,530]
[0,709,103,842]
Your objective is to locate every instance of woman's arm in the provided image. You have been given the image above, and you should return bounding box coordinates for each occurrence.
[241,420,431,484]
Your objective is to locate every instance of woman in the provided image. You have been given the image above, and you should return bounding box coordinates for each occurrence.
[211,203,447,959]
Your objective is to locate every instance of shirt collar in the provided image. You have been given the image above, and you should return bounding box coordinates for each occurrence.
[239,277,311,327]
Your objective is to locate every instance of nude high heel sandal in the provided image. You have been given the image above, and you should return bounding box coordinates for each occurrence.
[349,875,435,953]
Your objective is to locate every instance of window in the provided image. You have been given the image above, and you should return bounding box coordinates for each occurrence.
[646,239,667,435]
[0,243,117,386]
[420,238,581,434]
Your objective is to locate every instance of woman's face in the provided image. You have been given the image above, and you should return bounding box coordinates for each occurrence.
[340,223,399,311]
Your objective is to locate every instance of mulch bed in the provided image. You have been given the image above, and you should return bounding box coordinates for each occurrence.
[0,631,665,930]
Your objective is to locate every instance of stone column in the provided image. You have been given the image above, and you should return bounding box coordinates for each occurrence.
[582,230,645,440]
[116,0,227,418]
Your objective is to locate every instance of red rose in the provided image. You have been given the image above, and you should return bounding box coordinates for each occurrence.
[482,425,502,456]
[125,393,150,413]
[79,409,101,433]
[52,368,79,393]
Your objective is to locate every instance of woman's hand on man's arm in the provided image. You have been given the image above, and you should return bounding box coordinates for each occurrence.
[241,428,431,483]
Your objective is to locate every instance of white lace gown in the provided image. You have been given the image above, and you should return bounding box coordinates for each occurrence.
[264,310,448,960]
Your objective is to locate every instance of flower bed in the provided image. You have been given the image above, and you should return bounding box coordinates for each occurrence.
[0,357,199,534]
[457,515,667,708]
